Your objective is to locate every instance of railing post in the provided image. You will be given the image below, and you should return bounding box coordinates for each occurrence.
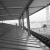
[26,8,31,36]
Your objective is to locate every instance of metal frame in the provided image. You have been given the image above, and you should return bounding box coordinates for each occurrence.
[29,6,46,8]
[20,0,34,19]
[30,3,50,16]
[0,0,13,19]
[26,8,31,36]
[0,0,10,15]
[19,0,34,35]
[0,0,50,20]
[22,14,24,29]
[19,18,22,27]
[19,18,20,27]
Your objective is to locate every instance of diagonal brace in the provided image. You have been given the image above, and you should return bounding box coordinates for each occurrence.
[0,0,10,15]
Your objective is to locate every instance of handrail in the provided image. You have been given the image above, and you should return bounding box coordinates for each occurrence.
[23,26,50,48]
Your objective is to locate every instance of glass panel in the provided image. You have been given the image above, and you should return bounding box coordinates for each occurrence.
[29,5,50,39]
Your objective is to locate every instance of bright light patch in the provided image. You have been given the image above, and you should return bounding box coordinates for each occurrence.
[29,8,46,22]
[3,20,19,25]
[24,5,50,28]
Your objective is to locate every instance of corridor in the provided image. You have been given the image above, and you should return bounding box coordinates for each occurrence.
[0,24,49,50]
[0,0,50,50]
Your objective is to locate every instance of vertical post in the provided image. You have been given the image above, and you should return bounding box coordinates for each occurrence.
[19,19,20,27]
[21,16,22,27]
[19,18,22,27]
[26,8,31,36]
[20,16,23,28]
[22,14,24,29]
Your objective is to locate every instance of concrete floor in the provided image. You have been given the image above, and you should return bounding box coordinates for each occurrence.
[0,25,49,50]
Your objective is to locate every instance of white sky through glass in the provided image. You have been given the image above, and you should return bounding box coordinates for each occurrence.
[24,8,46,22]
[24,6,50,28]
[24,6,50,22]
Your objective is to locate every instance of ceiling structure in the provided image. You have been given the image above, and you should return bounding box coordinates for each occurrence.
[0,0,50,21]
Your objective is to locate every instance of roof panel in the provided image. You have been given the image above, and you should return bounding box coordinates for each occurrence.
[0,4,3,8]
[0,0,30,20]
[0,15,18,21]
[29,0,50,7]
[0,9,8,15]
[8,9,23,15]
[0,0,50,21]
[0,17,10,20]
[3,0,29,7]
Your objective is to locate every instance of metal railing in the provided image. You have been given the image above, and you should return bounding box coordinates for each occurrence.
[23,26,50,48]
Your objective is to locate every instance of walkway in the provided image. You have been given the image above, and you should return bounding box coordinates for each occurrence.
[0,25,49,50]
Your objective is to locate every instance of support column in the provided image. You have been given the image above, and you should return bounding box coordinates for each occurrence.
[21,16,22,27]
[19,19,20,27]
[26,8,31,36]
[19,18,22,27]
[22,14,24,29]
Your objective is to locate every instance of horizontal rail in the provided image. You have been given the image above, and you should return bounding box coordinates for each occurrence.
[23,26,50,48]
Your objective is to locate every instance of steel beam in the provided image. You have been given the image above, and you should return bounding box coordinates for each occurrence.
[30,3,50,16]
[0,5,47,10]
[20,0,34,19]
[26,8,31,36]
[19,19,20,27]
[19,18,22,27]
[29,6,45,8]
[22,14,24,29]
[7,7,23,9]
[0,0,10,15]
[0,0,13,19]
